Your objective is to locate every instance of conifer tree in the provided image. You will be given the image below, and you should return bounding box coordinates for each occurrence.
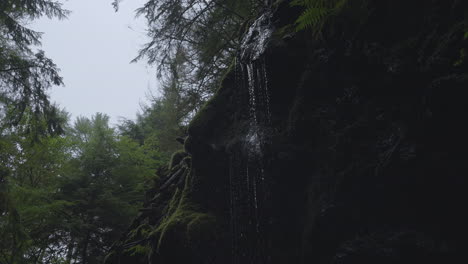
[58,113,157,264]
[0,0,68,128]
[114,0,256,112]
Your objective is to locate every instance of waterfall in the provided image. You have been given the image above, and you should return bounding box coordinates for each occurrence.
[230,9,274,264]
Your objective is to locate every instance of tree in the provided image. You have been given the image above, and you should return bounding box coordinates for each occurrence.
[114,0,257,115]
[0,108,71,264]
[0,0,68,128]
[1,0,68,238]
[119,55,190,163]
[0,112,160,263]
[113,0,264,164]
[58,113,158,264]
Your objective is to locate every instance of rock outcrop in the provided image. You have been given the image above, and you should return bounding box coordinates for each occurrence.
[106,1,468,263]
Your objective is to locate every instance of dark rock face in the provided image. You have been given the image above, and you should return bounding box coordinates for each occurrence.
[107,1,468,263]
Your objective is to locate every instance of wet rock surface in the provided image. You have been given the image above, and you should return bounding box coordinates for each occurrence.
[106,1,468,263]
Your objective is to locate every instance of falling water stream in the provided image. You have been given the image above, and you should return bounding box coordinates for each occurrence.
[230,7,274,264]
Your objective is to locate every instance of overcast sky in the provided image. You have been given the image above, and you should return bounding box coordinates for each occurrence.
[32,0,158,125]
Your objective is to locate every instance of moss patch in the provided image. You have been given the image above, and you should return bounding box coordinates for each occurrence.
[187,60,235,138]
[124,244,151,257]
[169,150,188,170]
[150,172,217,252]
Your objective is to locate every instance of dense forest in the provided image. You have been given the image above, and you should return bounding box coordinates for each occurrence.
[0,0,260,262]
[1,0,468,264]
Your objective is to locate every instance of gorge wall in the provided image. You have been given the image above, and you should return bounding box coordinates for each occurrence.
[106,1,468,263]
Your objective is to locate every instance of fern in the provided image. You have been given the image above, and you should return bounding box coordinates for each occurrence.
[295,7,329,32]
[292,0,350,34]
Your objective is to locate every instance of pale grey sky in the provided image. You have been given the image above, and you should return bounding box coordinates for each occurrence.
[32,0,158,125]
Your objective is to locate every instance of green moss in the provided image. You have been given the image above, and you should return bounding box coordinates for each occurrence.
[188,88,221,137]
[124,244,151,257]
[127,223,151,240]
[188,101,216,137]
[186,212,216,244]
[454,48,467,66]
[150,174,216,251]
[181,156,192,168]
[169,150,187,170]
[103,251,116,263]
[184,136,193,154]
[188,60,235,137]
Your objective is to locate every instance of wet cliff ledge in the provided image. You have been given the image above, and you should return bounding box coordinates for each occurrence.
[106,0,468,263]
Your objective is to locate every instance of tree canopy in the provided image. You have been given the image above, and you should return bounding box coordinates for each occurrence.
[0,0,68,130]
[114,0,261,117]
[0,113,160,263]
[0,0,267,262]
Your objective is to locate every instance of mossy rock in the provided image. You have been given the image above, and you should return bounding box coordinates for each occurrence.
[187,61,235,140]
[169,150,188,170]
[124,244,151,257]
[186,212,217,245]
[184,136,193,154]
[181,156,192,169]
[148,173,218,263]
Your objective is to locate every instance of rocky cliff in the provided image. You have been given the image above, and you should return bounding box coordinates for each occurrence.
[106,1,468,263]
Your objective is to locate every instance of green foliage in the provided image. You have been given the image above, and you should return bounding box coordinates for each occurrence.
[455,29,468,66]
[0,112,161,263]
[0,127,72,263]
[169,150,187,170]
[56,113,157,263]
[0,0,68,129]
[1,0,250,262]
[0,0,69,48]
[119,55,191,162]
[124,244,151,257]
[187,60,234,139]
[113,0,256,117]
[455,48,467,66]
[150,176,216,252]
[188,93,218,136]
[291,0,349,34]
